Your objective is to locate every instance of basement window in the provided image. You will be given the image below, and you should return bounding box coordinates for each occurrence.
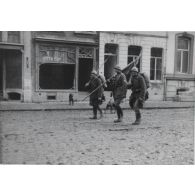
[47,95,56,100]
[7,92,21,100]
[39,63,75,90]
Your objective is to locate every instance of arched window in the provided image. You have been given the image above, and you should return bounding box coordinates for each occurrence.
[175,33,194,74]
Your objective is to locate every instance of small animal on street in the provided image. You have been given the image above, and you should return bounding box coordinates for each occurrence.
[69,93,74,105]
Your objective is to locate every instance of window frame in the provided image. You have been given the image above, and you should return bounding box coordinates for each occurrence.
[174,33,194,74]
[150,47,163,81]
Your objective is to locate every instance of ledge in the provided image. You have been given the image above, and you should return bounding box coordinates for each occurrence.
[34,37,98,46]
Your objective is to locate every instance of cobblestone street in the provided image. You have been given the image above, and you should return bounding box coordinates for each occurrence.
[0,108,194,164]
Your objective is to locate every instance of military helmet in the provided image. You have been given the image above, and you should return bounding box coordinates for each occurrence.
[131,66,138,72]
[114,65,122,71]
[91,70,97,75]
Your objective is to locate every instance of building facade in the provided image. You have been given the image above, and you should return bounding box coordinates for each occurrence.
[0,31,194,102]
[99,31,195,101]
[0,31,99,102]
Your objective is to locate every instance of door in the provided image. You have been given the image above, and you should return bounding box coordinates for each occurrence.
[78,58,93,91]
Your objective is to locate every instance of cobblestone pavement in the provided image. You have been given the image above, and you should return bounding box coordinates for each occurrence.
[0,108,194,164]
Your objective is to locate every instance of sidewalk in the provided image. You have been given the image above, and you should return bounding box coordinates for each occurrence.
[0,100,194,111]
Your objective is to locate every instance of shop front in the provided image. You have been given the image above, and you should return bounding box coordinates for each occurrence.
[33,42,97,102]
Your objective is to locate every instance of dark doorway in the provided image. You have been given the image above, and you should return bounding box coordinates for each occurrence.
[0,49,22,100]
[39,63,75,89]
[78,58,93,91]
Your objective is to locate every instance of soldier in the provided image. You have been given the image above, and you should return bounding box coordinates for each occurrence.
[128,67,146,125]
[85,70,104,119]
[108,65,127,123]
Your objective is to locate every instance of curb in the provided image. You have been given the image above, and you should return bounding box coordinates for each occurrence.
[0,106,193,111]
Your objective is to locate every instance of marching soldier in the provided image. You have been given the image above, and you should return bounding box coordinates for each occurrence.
[108,65,127,123]
[128,67,146,125]
[85,70,104,119]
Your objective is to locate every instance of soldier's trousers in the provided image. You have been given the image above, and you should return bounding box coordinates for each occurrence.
[129,94,144,115]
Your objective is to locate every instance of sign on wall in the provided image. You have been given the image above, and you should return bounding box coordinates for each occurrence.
[39,45,76,64]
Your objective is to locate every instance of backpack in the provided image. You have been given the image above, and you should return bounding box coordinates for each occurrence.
[140,72,150,89]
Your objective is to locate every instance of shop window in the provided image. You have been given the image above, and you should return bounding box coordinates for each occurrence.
[150,48,163,81]
[128,45,142,72]
[175,34,193,74]
[39,63,75,90]
[8,31,20,43]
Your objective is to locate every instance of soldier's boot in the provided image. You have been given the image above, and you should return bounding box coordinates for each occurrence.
[90,116,97,119]
[90,107,98,119]
[114,118,122,123]
[132,113,141,125]
[99,110,103,119]
[114,108,122,123]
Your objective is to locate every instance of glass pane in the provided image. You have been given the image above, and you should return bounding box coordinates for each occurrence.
[150,58,155,69]
[8,31,20,43]
[128,46,141,55]
[156,70,162,80]
[176,50,181,72]
[105,44,118,54]
[150,69,155,80]
[151,48,163,57]
[128,57,134,64]
[156,58,162,70]
[178,38,189,50]
[150,58,155,80]
[182,51,188,73]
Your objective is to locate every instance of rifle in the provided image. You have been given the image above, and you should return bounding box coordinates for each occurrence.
[81,51,142,101]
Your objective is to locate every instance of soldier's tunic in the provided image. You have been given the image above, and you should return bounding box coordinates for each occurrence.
[129,73,146,111]
[87,75,104,107]
[111,72,127,106]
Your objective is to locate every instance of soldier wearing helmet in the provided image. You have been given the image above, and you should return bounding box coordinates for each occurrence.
[128,66,146,125]
[85,70,103,119]
[108,65,127,123]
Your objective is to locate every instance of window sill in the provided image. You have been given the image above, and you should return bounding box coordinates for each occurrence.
[150,80,163,84]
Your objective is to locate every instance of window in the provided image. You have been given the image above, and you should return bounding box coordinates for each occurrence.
[150,48,163,81]
[176,36,191,73]
[8,31,20,43]
[104,44,118,79]
[127,45,142,72]
[104,43,118,90]
[39,64,75,90]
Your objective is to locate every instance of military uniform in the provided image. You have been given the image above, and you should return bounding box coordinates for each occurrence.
[129,67,146,125]
[109,66,127,122]
[112,72,127,106]
[85,72,104,119]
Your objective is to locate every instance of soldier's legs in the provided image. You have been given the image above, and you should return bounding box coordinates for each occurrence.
[114,99,123,122]
[97,105,103,118]
[132,99,141,125]
[90,106,97,119]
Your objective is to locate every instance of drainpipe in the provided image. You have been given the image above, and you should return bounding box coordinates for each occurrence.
[163,32,168,101]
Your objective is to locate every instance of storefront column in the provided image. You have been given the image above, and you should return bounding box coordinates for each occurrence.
[23,31,32,102]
